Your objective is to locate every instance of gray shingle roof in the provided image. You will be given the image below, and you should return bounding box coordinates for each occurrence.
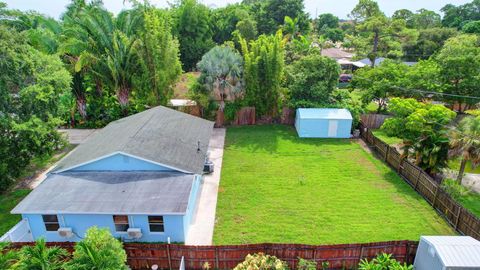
[11,172,195,215]
[54,106,214,174]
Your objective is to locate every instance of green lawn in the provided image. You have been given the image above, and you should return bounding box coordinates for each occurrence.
[457,192,480,217]
[0,189,31,235]
[448,159,480,174]
[213,125,454,244]
[372,129,402,145]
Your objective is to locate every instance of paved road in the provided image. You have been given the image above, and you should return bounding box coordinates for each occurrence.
[185,128,226,245]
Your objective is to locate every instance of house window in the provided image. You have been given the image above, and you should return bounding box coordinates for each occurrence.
[148,216,164,232]
[113,215,129,232]
[42,215,59,231]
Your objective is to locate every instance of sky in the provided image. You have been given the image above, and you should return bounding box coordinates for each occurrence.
[3,0,473,19]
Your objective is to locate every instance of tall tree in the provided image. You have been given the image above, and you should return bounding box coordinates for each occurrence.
[240,31,285,117]
[402,27,457,61]
[136,7,182,106]
[173,0,214,71]
[449,116,480,184]
[435,34,480,111]
[315,13,339,33]
[349,0,418,66]
[412,9,441,29]
[441,0,480,29]
[286,53,340,108]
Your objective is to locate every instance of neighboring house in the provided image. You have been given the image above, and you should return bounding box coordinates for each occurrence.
[358,57,417,67]
[8,106,213,243]
[321,48,353,60]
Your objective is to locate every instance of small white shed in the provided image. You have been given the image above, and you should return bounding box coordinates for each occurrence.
[295,108,353,138]
[414,236,480,270]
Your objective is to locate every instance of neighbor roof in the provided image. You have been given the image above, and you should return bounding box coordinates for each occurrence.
[321,48,353,59]
[297,108,353,120]
[421,236,480,267]
[358,57,417,67]
[54,106,213,174]
[11,172,195,215]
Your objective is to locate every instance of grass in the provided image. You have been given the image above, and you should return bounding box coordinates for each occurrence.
[0,144,74,236]
[372,129,402,145]
[0,189,31,235]
[456,192,480,217]
[213,125,454,245]
[448,159,480,174]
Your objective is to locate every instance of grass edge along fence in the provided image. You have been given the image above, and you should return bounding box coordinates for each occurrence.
[9,240,418,270]
[359,122,480,241]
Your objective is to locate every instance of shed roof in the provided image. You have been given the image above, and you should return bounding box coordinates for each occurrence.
[54,106,213,174]
[297,108,353,120]
[11,172,194,215]
[421,236,480,267]
[321,48,353,59]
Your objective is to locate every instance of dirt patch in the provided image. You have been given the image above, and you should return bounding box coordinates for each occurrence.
[173,72,200,98]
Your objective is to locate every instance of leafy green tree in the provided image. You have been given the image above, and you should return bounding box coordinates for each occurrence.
[411,9,441,29]
[315,13,339,33]
[323,28,344,42]
[212,4,252,44]
[449,116,480,184]
[392,9,414,27]
[462,20,480,34]
[14,239,68,270]
[173,0,214,71]
[286,53,340,108]
[197,46,243,111]
[403,59,443,97]
[65,227,128,270]
[441,0,480,29]
[435,34,480,111]
[382,98,456,174]
[402,27,457,61]
[247,0,310,35]
[136,7,182,106]
[234,17,258,41]
[351,59,409,112]
[240,31,285,117]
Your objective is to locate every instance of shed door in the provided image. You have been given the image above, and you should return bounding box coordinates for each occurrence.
[328,120,338,137]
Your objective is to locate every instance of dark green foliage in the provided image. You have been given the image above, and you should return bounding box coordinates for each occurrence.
[0,26,68,191]
[212,4,253,44]
[323,28,344,42]
[15,239,69,270]
[173,0,215,71]
[286,53,340,108]
[247,0,310,35]
[462,20,480,33]
[441,0,480,29]
[402,27,457,61]
[315,13,339,33]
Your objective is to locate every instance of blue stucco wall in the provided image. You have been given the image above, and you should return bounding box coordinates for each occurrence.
[183,175,202,238]
[23,213,186,243]
[69,153,173,171]
[295,116,352,138]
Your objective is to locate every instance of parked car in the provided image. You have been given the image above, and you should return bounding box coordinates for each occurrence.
[339,73,353,83]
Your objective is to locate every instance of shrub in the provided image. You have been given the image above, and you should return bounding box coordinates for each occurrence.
[359,253,412,270]
[14,238,68,270]
[234,253,288,270]
[0,243,18,270]
[441,178,471,199]
[64,227,128,270]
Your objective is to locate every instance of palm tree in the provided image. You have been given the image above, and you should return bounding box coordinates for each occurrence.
[14,239,68,270]
[196,45,243,111]
[449,116,480,184]
[0,242,18,269]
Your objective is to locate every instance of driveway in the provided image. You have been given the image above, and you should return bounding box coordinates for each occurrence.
[185,128,226,245]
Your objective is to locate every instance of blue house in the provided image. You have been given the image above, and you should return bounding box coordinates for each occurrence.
[295,108,353,138]
[8,106,213,243]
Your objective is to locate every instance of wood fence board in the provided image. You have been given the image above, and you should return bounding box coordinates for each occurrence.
[359,121,480,242]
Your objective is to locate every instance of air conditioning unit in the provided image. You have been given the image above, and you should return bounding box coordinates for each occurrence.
[127,228,142,239]
[57,227,73,238]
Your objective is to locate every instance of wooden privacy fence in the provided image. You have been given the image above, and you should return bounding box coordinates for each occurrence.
[360,114,391,129]
[359,122,480,241]
[10,240,418,270]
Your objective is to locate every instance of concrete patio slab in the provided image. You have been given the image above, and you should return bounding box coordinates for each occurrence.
[185,128,226,245]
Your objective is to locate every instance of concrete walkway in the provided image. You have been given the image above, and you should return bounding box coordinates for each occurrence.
[185,128,226,245]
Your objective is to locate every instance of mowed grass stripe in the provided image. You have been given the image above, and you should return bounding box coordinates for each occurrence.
[213,125,454,244]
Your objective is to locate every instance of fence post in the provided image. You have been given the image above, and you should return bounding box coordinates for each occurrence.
[167,244,172,270]
[454,206,462,231]
[432,186,439,208]
[215,246,219,270]
[413,169,421,191]
[384,146,390,162]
